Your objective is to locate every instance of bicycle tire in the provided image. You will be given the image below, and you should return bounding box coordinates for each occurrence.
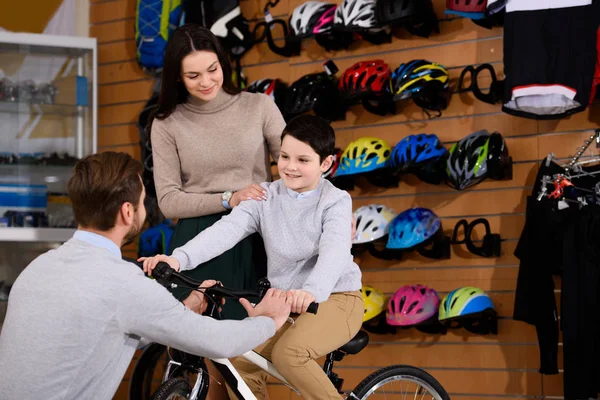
[129,343,168,400]
[350,364,450,400]
[150,377,192,400]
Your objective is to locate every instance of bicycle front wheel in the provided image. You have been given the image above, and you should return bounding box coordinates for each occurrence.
[350,365,450,400]
[151,377,192,400]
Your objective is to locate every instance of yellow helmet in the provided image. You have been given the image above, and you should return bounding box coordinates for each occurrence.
[335,137,392,177]
[361,285,387,322]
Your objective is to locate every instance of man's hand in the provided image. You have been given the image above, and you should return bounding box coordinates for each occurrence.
[240,288,291,330]
[182,280,218,314]
[138,254,180,276]
[286,289,316,314]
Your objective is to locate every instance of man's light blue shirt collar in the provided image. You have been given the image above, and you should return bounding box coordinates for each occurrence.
[73,230,122,258]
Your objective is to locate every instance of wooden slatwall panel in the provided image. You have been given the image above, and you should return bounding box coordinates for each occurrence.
[88,0,600,399]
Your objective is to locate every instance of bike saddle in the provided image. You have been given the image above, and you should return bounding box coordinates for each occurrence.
[337,331,369,355]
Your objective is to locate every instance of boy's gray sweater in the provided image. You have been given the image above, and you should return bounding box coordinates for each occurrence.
[173,178,362,303]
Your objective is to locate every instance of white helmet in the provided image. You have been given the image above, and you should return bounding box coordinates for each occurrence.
[353,204,397,244]
[334,0,378,31]
[290,1,334,38]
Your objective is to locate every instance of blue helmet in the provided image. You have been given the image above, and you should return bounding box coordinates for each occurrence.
[390,134,448,171]
[386,208,441,250]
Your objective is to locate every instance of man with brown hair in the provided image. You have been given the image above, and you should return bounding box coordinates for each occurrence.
[0,152,291,400]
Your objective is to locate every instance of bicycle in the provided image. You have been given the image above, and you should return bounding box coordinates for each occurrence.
[143,262,451,400]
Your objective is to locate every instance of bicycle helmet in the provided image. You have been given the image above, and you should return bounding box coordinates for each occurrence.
[389,134,448,172]
[284,72,345,121]
[246,78,288,113]
[361,285,387,322]
[386,284,440,326]
[353,204,397,244]
[389,60,450,113]
[323,147,342,180]
[446,130,511,190]
[339,60,392,102]
[376,0,440,38]
[334,137,392,177]
[334,0,379,31]
[445,0,487,19]
[439,287,497,334]
[386,208,441,251]
[289,2,337,38]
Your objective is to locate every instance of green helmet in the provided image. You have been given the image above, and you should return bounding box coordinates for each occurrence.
[446,130,510,190]
[438,286,495,321]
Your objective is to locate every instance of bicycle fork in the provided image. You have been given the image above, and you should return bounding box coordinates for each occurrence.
[163,360,209,400]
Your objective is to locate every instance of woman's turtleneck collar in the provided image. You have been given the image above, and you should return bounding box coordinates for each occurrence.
[182,88,238,114]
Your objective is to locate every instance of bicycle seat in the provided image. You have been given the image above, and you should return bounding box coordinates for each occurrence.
[337,331,369,355]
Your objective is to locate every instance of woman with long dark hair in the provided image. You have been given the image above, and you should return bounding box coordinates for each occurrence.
[150,24,285,319]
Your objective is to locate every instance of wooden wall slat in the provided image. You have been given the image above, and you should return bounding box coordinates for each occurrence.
[90,17,134,43]
[351,189,527,216]
[98,124,138,147]
[98,103,145,125]
[362,265,519,293]
[98,39,136,64]
[345,162,534,200]
[99,80,153,104]
[90,0,135,24]
[338,342,540,369]
[99,61,146,84]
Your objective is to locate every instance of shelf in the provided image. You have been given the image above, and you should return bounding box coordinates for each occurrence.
[0,227,75,242]
[0,31,96,56]
[0,100,88,116]
[0,164,74,192]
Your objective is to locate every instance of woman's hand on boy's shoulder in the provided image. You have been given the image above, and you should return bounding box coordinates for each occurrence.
[138,254,180,276]
[286,289,316,314]
[229,183,268,208]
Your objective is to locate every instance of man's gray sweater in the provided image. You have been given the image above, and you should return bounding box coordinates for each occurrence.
[0,238,275,400]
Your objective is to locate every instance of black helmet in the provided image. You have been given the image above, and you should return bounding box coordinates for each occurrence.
[246,78,288,114]
[284,73,345,122]
[375,0,440,38]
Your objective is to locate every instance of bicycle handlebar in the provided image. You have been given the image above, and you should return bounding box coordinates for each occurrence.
[150,262,319,315]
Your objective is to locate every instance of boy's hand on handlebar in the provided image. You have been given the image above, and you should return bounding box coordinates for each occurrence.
[286,290,316,314]
[240,288,291,330]
[182,280,219,314]
[138,254,180,276]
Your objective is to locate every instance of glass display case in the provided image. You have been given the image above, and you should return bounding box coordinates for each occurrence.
[0,31,97,326]
[0,31,97,240]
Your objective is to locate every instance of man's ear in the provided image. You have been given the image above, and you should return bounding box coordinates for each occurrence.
[321,155,334,173]
[118,202,134,226]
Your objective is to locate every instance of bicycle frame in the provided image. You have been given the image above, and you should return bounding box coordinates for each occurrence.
[163,348,298,400]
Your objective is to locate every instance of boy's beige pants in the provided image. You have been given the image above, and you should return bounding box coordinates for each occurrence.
[226,291,364,400]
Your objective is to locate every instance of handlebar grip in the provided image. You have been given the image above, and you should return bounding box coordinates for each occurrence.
[306,302,319,314]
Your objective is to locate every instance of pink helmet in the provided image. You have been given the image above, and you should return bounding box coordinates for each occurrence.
[313,5,337,35]
[386,284,440,326]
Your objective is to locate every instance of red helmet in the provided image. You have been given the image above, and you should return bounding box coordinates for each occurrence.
[339,60,391,101]
[445,0,487,13]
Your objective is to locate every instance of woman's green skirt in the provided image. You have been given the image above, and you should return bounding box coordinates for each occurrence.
[168,212,267,320]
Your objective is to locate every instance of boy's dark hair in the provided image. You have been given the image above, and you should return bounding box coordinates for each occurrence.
[67,152,143,231]
[281,115,336,162]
